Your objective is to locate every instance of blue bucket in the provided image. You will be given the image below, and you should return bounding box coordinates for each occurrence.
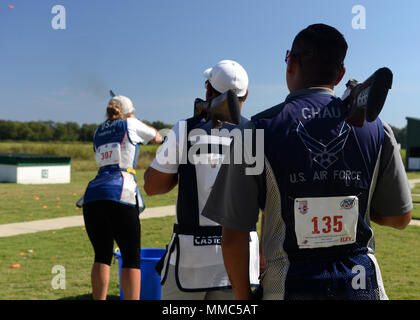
[113,248,166,300]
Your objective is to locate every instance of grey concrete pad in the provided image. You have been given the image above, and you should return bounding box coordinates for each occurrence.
[409,219,420,227]
[2,179,420,239]
[409,179,420,189]
[141,205,176,220]
[0,205,176,238]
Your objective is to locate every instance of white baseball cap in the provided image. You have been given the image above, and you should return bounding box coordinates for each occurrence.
[109,95,135,115]
[203,60,248,97]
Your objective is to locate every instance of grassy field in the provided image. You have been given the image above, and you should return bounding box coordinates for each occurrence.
[411,183,420,194]
[0,141,175,224]
[0,169,177,224]
[0,217,418,300]
[411,182,420,220]
[409,171,420,219]
[406,171,420,180]
[0,141,419,300]
[412,205,420,220]
[0,141,177,299]
[374,224,420,300]
[0,216,175,300]
[0,141,159,171]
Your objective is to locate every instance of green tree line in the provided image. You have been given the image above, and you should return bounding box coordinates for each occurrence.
[0,119,407,146]
[0,120,173,142]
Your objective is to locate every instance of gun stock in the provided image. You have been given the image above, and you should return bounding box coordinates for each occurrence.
[344,67,393,127]
[194,89,241,128]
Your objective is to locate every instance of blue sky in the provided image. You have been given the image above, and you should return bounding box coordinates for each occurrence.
[0,0,419,128]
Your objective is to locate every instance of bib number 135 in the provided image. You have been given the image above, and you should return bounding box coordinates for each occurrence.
[294,196,358,249]
[311,215,343,234]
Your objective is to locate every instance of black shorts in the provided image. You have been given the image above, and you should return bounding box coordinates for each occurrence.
[83,200,141,269]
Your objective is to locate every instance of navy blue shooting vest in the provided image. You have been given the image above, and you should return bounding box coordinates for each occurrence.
[83,119,140,206]
[252,89,385,299]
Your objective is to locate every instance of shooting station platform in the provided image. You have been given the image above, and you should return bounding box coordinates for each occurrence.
[406,117,420,171]
[0,153,71,184]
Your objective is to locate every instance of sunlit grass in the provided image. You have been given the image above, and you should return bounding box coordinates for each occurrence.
[0,217,418,300]
[0,216,175,300]
[0,141,159,170]
[0,168,177,224]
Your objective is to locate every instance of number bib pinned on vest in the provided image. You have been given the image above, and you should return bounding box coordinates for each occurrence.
[294,196,359,249]
[95,143,121,167]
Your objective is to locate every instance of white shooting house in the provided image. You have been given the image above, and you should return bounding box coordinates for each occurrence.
[0,153,71,184]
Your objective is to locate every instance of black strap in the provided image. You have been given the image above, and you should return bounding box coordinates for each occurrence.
[173,223,222,236]
[155,243,171,276]
[175,116,206,233]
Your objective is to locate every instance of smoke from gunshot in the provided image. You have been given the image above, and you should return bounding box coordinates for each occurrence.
[86,74,110,99]
[69,71,110,100]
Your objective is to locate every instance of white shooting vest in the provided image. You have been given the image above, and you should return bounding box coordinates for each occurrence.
[157,116,260,291]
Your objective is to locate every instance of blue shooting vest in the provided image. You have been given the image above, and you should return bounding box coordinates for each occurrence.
[83,119,143,210]
[252,88,385,299]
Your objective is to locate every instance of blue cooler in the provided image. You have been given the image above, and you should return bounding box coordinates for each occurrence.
[113,248,166,300]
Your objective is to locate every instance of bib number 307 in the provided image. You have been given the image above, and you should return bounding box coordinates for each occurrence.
[294,196,358,249]
[95,143,121,167]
